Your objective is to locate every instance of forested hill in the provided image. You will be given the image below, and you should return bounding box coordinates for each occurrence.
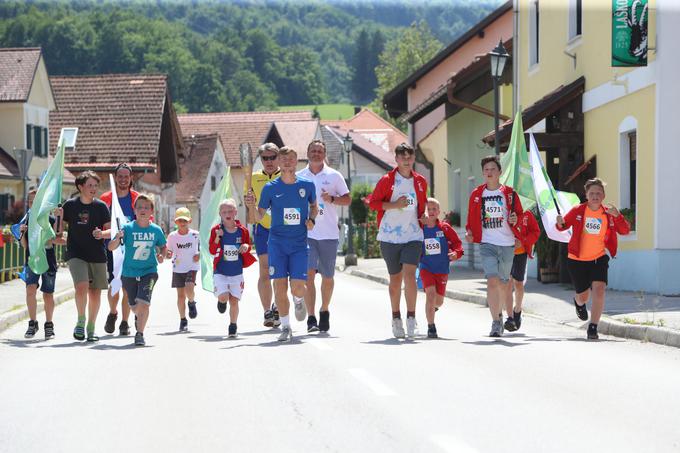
[0,0,501,113]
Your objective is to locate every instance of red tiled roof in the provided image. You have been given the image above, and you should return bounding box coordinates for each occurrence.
[327,126,396,170]
[322,109,408,154]
[272,120,319,160]
[49,74,172,168]
[178,111,313,167]
[176,133,219,203]
[0,47,42,102]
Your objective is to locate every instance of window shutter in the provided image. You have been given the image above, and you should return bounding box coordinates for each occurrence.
[34,126,42,157]
[43,128,49,157]
[26,124,32,150]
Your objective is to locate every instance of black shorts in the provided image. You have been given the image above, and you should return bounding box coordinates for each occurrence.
[172,270,197,288]
[510,253,528,281]
[121,273,158,306]
[566,255,609,294]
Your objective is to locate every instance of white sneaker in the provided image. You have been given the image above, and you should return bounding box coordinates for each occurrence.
[293,297,307,322]
[392,318,405,339]
[406,317,418,339]
[278,326,293,342]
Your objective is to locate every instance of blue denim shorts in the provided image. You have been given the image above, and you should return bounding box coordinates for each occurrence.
[480,243,515,282]
[24,266,57,294]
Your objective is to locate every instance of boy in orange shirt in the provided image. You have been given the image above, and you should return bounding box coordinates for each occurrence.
[556,178,630,340]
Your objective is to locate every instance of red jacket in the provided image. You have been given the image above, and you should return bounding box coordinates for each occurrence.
[465,184,523,243]
[436,220,464,259]
[368,167,428,228]
[515,210,541,259]
[208,221,257,271]
[100,189,140,209]
[556,203,630,258]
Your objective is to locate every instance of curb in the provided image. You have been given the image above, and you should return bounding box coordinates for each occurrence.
[0,288,75,334]
[339,265,680,349]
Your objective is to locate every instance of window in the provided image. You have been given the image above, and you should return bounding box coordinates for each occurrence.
[529,0,540,66]
[211,175,216,191]
[43,128,48,157]
[569,0,583,40]
[26,124,32,150]
[33,126,42,157]
[628,131,637,209]
[619,117,637,230]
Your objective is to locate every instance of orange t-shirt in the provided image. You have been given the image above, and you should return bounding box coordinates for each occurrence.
[515,244,525,255]
[569,206,608,261]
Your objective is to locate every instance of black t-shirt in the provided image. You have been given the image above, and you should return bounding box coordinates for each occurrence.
[24,214,58,273]
[62,197,111,263]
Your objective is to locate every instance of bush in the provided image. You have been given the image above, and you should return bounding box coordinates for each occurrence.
[350,183,372,224]
[443,210,460,227]
[620,207,636,231]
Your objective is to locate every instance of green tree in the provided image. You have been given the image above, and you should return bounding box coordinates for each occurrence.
[351,29,371,103]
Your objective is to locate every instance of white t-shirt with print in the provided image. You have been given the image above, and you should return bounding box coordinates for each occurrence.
[480,188,515,246]
[296,164,349,240]
[167,229,201,273]
[376,172,423,244]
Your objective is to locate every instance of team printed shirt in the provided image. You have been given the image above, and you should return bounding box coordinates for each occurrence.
[249,170,281,229]
[420,225,450,275]
[215,227,243,276]
[167,229,200,273]
[121,221,166,278]
[62,197,111,263]
[376,172,423,244]
[569,206,608,261]
[480,188,516,246]
[258,177,316,244]
[296,164,349,240]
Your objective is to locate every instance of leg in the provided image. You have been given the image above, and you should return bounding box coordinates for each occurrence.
[290,279,306,300]
[185,282,196,304]
[229,295,239,324]
[273,278,290,317]
[135,303,150,333]
[402,263,418,313]
[388,272,403,313]
[503,281,514,317]
[486,276,502,320]
[121,290,131,322]
[87,288,102,327]
[305,269,317,315]
[43,292,55,323]
[513,279,525,312]
[74,281,89,318]
[424,286,437,325]
[575,288,591,305]
[590,281,607,324]
[258,255,273,312]
[107,287,119,315]
[319,276,334,312]
[26,284,38,320]
[176,287,187,318]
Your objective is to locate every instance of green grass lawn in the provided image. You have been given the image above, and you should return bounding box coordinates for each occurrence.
[278,104,356,120]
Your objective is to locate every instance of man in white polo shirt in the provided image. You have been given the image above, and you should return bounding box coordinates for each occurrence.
[296,140,350,333]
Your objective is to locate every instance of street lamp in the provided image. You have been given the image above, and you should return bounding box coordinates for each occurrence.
[343,132,357,267]
[489,39,510,156]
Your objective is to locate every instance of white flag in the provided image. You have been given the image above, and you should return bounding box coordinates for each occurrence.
[528,133,580,243]
[108,174,130,296]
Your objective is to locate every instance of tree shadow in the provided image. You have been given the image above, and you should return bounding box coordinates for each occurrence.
[461,339,529,348]
[0,338,44,348]
[189,335,227,343]
[361,338,423,346]
[89,343,151,350]
[239,329,280,337]
[157,331,190,336]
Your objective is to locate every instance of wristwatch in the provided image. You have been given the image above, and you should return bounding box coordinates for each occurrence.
[309,218,316,225]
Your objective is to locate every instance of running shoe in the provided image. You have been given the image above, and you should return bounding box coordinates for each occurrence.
[392,318,406,339]
[44,321,55,340]
[587,323,599,340]
[73,324,85,341]
[489,320,503,337]
[228,323,238,338]
[263,310,275,328]
[134,332,145,346]
[278,326,292,342]
[513,311,522,330]
[217,301,227,314]
[119,321,130,336]
[504,316,518,332]
[104,312,117,334]
[427,324,438,339]
[272,304,281,327]
[188,301,198,319]
[319,310,330,332]
[307,315,319,333]
[406,317,418,339]
[574,298,589,321]
[24,320,38,338]
[293,296,306,321]
[179,318,188,332]
[87,331,99,342]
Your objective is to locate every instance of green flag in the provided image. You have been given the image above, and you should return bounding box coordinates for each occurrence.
[500,110,536,210]
[200,166,232,292]
[27,140,65,274]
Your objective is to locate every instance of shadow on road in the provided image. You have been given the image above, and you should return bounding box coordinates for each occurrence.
[360,337,443,345]
[189,335,228,342]
[0,338,44,348]
[462,339,529,347]
[89,343,151,350]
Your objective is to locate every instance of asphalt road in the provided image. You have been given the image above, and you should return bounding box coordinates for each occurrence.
[1,262,679,453]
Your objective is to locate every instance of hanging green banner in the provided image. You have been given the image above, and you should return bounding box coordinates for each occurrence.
[612,0,649,67]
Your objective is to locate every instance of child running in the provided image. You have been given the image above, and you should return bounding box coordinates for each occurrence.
[419,198,464,338]
[556,178,630,340]
[109,194,167,346]
[166,207,200,332]
[208,199,256,338]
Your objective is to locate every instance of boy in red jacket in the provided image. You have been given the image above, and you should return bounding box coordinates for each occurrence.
[556,178,630,340]
[208,199,256,338]
[505,209,540,332]
[419,198,464,338]
[465,155,523,337]
[369,143,428,339]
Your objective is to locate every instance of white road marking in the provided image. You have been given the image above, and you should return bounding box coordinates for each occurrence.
[348,368,396,396]
[430,434,479,453]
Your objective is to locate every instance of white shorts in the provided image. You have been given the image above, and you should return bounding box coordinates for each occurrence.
[213,274,244,300]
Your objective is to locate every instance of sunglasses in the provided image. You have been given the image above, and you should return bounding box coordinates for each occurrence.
[261,155,277,162]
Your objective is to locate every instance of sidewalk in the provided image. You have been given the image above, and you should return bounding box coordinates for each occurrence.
[0,266,75,333]
[336,257,680,348]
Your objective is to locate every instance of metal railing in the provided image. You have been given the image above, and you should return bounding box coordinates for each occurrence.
[0,232,67,283]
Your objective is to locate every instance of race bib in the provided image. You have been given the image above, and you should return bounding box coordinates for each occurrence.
[283,208,301,225]
[318,203,325,217]
[402,193,416,211]
[424,238,441,255]
[484,200,504,219]
[223,245,239,262]
[584,217,602,235]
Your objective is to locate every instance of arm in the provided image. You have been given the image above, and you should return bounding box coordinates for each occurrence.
[612,213,631,235]
[443,225,464,259]
[524,213,541,247]
[306,201,319,230]
[556,206,577,231]
[108,229,124,251]
[208,227,221,255]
